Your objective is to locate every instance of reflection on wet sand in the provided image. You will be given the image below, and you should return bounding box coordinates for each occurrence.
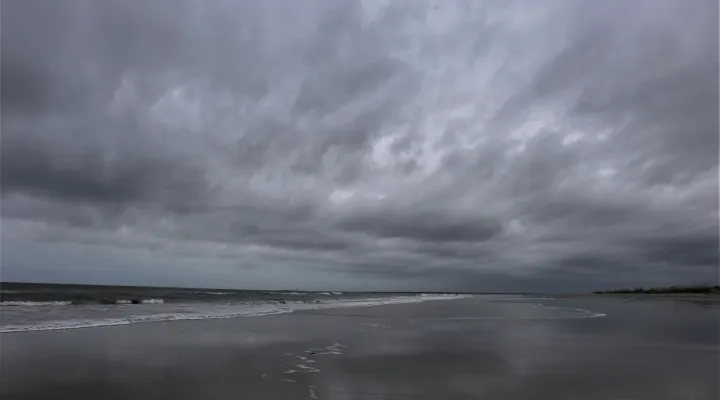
[1,296,717,399]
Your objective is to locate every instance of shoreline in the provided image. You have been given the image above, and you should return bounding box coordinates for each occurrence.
[0,294,471,334]
[2,296,717,400]
[550,293,720,305]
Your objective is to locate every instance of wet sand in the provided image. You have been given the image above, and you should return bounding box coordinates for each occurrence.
[589,293,720,306]
[1,296,718,399]
[554,293,720,304]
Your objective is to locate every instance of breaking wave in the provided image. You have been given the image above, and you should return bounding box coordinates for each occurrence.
[140,299,164,304]
[1,299,165,306]
[192,292,233,295]
[0,294,470,333]
[1,301,73,306]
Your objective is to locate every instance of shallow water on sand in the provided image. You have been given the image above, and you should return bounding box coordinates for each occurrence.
[1,296,717,400]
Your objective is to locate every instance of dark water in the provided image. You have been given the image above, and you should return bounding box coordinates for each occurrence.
[0,282,389,304]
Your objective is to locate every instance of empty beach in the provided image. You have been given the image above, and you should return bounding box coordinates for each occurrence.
[2,295,717,400]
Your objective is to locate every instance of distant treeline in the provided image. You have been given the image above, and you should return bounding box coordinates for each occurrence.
[593,285,720,295]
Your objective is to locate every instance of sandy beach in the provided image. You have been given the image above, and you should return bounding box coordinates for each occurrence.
[550,293,720,305]
[1,296,717,400]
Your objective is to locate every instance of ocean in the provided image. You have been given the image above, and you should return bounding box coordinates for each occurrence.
[0,282,465,333]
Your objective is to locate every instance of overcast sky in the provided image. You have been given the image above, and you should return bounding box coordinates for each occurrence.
[1,0,718,292]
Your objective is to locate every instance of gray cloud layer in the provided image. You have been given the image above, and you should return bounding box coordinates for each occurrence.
[2,0,717,291]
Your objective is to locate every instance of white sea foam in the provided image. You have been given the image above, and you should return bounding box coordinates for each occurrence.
[140,299,164,304]
[0,299,167,306]
[266,291,306,295]
[1,301,73,306]
[192,292,233,295]
[0,294,470,333]
[296,364,320,372]
[0,307,291,333]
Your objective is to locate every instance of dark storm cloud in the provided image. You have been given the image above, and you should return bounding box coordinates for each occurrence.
[629,232,720,269]
[336,208,503,243]
[1,132,208,209]
[1,0,717,290]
